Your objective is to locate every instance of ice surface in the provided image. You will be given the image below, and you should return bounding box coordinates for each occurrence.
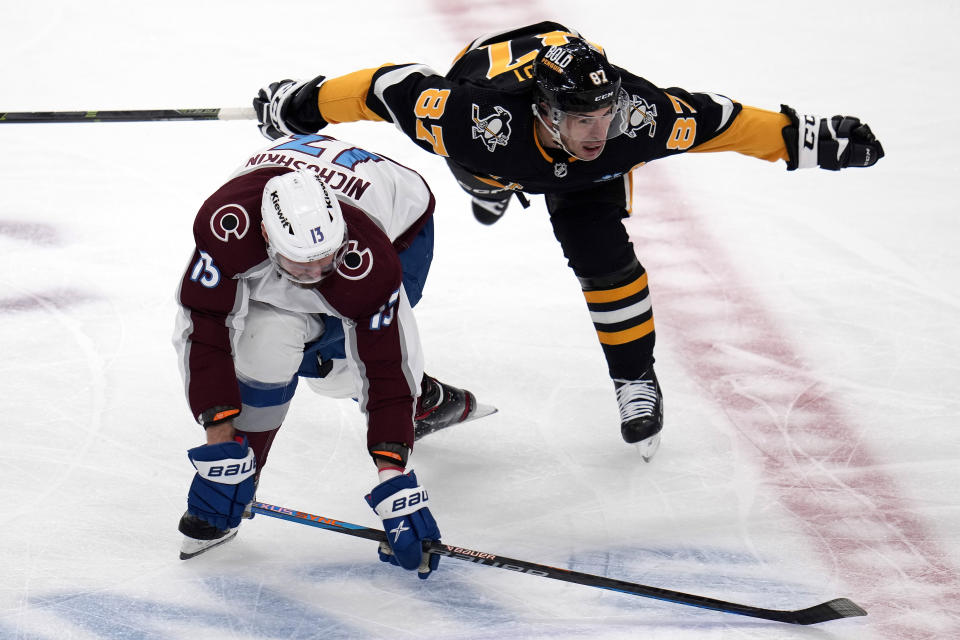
[1,1,958,638]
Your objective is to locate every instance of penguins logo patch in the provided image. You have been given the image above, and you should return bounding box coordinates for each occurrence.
[622,95,657,139]
[336,240,374,280]
[471,104,512,152]
[210,204,250,242]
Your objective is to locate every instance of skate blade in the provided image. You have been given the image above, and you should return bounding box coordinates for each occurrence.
[179,529,237,560]
[464,403,498,423]
[634,433,661,463]
[414,403,498,440]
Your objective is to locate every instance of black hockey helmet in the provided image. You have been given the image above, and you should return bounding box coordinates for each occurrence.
[533,38,622,114]
[531,38,628,159]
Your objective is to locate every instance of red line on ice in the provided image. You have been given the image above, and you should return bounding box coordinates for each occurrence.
[0,220,60,245]
[426,0,552,48]
[0,289,98,314]
[629,165,960,637]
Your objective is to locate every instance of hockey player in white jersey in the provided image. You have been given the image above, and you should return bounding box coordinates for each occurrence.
[174,134,488,572]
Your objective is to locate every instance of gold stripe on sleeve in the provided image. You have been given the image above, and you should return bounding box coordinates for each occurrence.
[316,66,390,124]
[690,105,791,162]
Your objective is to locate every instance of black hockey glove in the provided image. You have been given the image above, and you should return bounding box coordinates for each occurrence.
[252,74,328,141]
[781,105,884,171]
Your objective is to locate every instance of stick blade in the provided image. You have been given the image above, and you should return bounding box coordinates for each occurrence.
[787,598,867,625]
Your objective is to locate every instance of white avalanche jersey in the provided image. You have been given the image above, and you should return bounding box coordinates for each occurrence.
[174,134,435,447]
[231,134,431,244]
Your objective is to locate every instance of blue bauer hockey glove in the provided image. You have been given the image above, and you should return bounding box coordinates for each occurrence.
[187,439,257,531]
[365,470,441,579]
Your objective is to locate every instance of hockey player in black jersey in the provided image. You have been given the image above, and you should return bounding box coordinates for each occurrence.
[252,21,884,461]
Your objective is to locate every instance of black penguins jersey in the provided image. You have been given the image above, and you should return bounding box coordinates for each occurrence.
[314,21,777,197]
[304,21,795,383]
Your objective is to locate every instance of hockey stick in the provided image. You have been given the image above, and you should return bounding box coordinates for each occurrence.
[250,501,866,626]
[0,107,255,124]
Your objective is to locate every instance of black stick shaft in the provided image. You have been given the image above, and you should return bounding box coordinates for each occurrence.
[250,501,865,625]
[0,107,255,123]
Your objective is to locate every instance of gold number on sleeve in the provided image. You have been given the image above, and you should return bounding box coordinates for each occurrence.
[413,89,450,119]
[665,93,697,150]
[413,88,451,156]
[666,117,697,150]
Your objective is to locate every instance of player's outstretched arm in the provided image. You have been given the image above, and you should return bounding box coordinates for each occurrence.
[253,67,394,140]
[780,105,884,170]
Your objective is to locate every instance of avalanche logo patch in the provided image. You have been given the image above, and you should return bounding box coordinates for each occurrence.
[471,104,512,152]
[210,204,250,242]
[336,240,374,280]
[623,95,657,139]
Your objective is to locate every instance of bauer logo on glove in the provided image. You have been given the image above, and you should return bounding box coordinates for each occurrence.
[365,470,441,579]
[192,457,256,482]
[381,488,429,516]
[186,438,257,531]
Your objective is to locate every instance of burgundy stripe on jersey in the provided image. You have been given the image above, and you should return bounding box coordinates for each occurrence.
[317,206,417,447]
[178,168,287,420]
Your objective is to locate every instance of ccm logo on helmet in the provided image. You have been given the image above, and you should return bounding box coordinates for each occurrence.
[210,204,250,242]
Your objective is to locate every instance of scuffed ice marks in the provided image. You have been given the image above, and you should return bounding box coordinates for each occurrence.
[18,571,366,640]
[7,546,821,639]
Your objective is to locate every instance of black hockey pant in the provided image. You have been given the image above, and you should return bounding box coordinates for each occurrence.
[447,161,655,381]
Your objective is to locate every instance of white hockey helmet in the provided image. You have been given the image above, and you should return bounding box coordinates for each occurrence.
[260,169,347,283]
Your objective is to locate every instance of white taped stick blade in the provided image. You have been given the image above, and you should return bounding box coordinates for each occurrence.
[216,107,258,120]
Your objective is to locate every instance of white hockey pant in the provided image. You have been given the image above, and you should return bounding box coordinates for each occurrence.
[233,301,357,433]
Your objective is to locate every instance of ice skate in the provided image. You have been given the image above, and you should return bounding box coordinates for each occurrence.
[178,511,238,560]
[415,374,495,439]
[614,366,663,462]
[471,193,511,225]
